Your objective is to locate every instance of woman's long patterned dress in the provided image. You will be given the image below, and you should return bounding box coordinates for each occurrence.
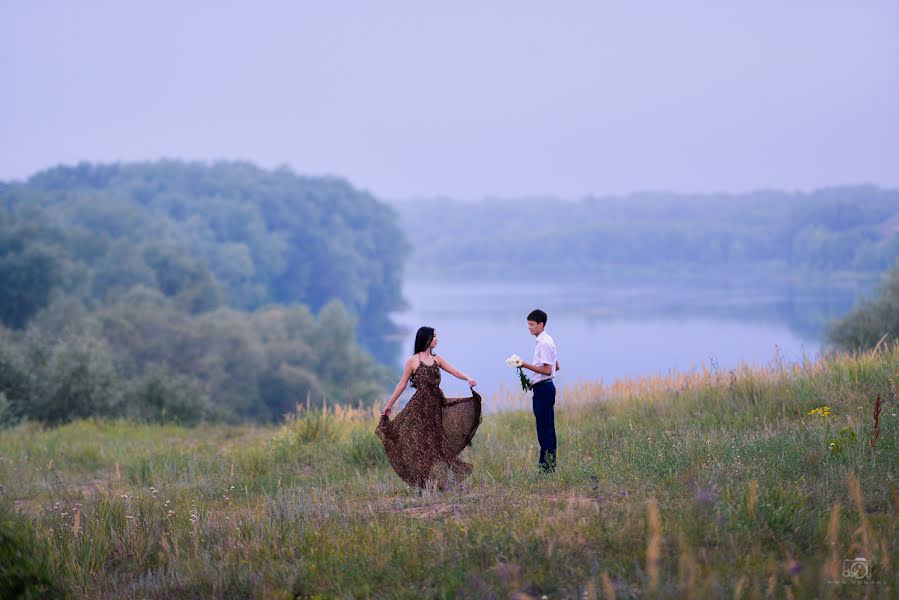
[376,360,482,489]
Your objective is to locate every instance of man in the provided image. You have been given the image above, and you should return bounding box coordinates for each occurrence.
[520,309,559,473]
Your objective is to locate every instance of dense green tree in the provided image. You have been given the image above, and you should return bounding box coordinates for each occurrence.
[0,285,391,426]
[3,160,409,361]
[0,161,408,425]
[0,221,65,329]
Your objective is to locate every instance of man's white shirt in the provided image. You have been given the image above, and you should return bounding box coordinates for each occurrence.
[530,330,557,385]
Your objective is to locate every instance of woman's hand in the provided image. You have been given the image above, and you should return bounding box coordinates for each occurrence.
[382,405,392,417]
[467,378,477,388]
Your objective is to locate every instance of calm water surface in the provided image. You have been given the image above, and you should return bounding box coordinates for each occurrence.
[392,277,863,410]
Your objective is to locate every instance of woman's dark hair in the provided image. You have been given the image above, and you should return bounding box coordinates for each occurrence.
[527,309,547,325]
[413,326,435,355]
[410,326,435,388]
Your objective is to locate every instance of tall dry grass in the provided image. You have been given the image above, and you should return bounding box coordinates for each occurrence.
[0,343,896,598]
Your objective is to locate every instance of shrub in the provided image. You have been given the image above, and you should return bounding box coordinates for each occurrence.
[0,506,59,599]
[343,429,388,468]
[125,372,214,425]
[829,259,899,351]
[27,336,123,425]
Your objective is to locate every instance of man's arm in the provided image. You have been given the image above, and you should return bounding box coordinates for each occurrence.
[521,361,552,375]
[523,341,554,375]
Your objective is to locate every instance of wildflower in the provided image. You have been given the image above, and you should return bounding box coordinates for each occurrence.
[505,354,523,367]
[807,406,831,417]
[505,355,529,391]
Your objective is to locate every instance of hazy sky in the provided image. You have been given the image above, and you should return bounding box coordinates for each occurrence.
[2,1,897,199]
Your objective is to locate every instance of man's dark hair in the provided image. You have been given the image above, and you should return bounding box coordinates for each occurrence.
[527,309,547,325]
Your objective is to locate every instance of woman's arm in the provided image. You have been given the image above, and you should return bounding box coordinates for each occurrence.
[383,358,414,415]
[435,355,477,387]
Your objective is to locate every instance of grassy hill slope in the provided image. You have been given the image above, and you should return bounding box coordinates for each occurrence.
[1,347,896,598]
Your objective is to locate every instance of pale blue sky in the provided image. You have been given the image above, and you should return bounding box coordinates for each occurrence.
[2,1,897,199]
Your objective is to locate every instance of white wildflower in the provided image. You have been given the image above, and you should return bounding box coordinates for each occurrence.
[505,354,523,368]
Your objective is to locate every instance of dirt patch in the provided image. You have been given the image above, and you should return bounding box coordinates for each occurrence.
[380,490,620,521]
[537,493,600,507]
[397,502,464,520]
[375,495,468,520]
[523,489,633,509]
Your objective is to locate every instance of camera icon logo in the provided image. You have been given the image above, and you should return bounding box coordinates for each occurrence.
[842,557,870,579]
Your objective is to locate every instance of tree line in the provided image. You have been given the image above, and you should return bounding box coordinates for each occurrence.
[394,186,899,278]
[0,161,408,425]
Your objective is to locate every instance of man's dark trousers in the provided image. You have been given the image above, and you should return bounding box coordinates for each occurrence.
[532,380,557,471]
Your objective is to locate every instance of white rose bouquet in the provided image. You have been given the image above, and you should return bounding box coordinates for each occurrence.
[505,354,530,391]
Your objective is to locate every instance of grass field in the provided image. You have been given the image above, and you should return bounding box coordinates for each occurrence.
[1,346,897,599]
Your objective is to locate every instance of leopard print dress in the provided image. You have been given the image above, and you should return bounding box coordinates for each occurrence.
[376,360,482,489]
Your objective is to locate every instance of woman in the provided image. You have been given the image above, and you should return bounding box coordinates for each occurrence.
[376,326,482,490]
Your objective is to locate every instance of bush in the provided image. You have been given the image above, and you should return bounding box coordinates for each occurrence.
[829,259,899,351]
[0,506,59,599]
[281,411,341,446]
[125,372,214,425]
[0,393,18,428]
[0,348,29,426]
[343,429,388,468]
[27,336,123,426]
